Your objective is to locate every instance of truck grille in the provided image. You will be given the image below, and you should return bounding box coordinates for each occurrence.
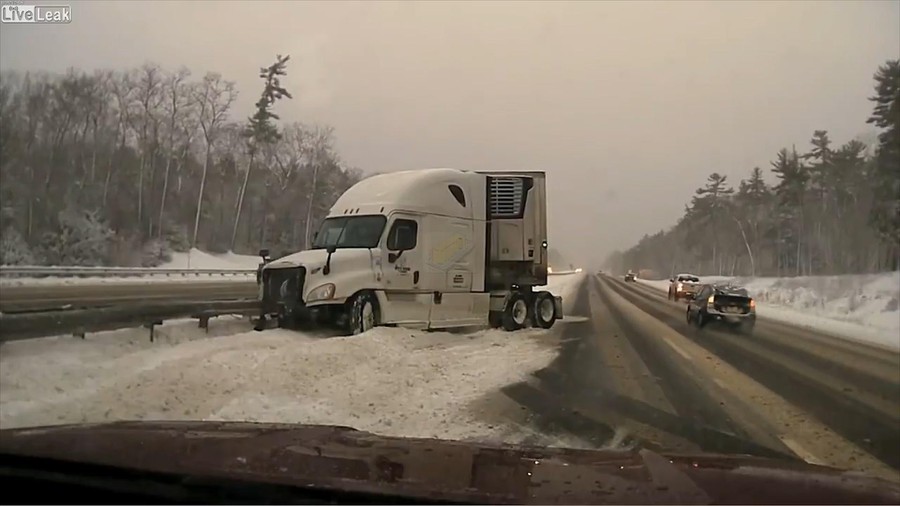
[261,266,305,313]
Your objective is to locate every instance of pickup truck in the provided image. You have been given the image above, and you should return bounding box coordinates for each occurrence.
[668,273,700,301]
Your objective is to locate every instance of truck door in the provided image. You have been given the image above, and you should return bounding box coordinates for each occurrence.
[422,214,488,328]
[380,213,431,326]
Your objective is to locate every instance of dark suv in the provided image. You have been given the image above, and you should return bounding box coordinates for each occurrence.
[686,283,756,335]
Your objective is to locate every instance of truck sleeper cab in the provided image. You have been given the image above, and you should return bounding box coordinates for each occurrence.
[256,168,563,335]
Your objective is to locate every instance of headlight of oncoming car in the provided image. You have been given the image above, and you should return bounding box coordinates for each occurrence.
[307,283,336,302]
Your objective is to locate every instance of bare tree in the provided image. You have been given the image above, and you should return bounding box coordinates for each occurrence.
[0,65,363,266]
[157,67,193,241]
[190,72,236,260]
[303,125,336,249]
[132,64,164,237]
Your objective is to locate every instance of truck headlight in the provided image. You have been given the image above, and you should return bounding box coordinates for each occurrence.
[707,295,715,306]
[307,283,336,302]
[677,282,683,291]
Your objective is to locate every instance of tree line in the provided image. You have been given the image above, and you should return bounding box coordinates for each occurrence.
[0,56,363,266]
[606,59,899,278]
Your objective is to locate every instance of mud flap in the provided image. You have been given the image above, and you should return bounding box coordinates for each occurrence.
[553,296,564,320]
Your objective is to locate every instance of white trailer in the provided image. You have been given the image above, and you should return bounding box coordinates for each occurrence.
[255,168,563,334]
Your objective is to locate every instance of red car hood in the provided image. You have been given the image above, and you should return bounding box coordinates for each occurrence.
[1,421,897,504]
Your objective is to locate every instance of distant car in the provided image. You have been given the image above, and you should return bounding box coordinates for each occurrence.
[686,283,756,335]
[624,271,636,282]
[668,273,701,301]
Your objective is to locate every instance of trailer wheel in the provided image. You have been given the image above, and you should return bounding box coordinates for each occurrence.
[532,291,557,329]
[501,292,530,331]
[347,292,378,335]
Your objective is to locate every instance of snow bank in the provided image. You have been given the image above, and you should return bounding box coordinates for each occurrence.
[637,272,900,350]
[0,275,590,447]
[541,272,586,301]
[159,248,260,270]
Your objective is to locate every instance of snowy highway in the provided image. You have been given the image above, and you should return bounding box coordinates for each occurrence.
[523,275,900,481]
[1,272,898,482]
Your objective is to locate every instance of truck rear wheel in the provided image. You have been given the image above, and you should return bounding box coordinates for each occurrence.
[532,291,557,329]
[501,292,530,331]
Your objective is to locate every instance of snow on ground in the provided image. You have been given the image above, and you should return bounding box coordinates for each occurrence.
[541,272,585,301]
[637,272,900,351]
[159,248,261,270]
[0,273,589,448]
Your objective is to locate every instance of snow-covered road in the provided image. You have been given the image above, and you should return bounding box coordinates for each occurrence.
[0,274,588,448]
[637,272,900,350]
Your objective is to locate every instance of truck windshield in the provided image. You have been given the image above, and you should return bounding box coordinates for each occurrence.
[311,215,387,249]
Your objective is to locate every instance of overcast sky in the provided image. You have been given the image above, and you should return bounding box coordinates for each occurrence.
[1,0,898,267]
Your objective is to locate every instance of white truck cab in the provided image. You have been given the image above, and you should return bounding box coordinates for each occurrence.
[256,168,562,334]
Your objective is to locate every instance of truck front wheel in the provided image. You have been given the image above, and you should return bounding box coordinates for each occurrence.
[347,292,378,335]
[501,292,530,331]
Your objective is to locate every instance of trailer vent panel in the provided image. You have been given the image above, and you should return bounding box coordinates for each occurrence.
[489,177,525,218]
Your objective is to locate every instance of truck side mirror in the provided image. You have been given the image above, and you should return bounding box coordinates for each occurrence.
[324,244,337,275]
[259,248,270,260]
[669,278,675,282]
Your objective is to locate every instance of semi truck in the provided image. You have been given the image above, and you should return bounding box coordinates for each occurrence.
[254,168,563,335]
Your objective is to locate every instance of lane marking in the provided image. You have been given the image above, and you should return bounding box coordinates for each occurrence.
[712,378,729,391]
[778,436,826,465]
[663,338,692,361]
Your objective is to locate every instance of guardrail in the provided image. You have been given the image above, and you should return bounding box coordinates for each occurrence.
[0,299,260,342]
[0,266,256,278]
[0,280,258,313]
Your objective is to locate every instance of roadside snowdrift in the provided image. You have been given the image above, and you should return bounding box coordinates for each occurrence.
[638,272,900,350]
[0,274,588,447]
[159,248,260,270]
